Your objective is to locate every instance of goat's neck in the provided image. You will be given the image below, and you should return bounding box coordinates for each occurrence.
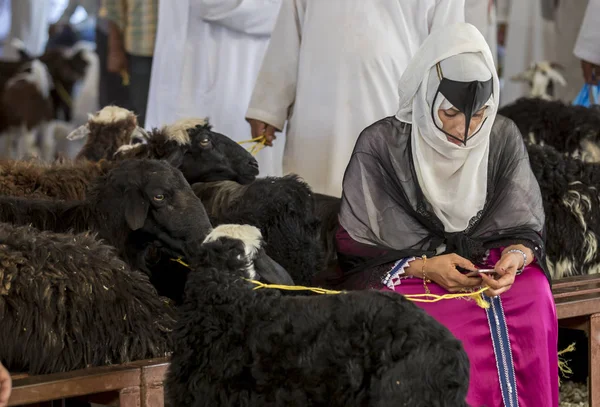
[190,265,257,307]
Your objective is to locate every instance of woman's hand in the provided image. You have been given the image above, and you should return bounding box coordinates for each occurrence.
[0,362,11,407]
[411,253,482,293]
[480,251,522,297]
[247,119,277,146]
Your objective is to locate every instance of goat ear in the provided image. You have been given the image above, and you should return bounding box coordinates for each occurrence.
[124,189,150,231]
[164,147,185,168]
[254,249,295,286]
[67,124,90,140]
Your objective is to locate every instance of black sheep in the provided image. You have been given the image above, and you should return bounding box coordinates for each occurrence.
[0,222,175,375]
[0,159,213,299]
[192,175,324,285]
[166,224,470,407]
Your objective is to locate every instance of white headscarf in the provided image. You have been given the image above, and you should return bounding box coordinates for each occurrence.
[395,23,500,232]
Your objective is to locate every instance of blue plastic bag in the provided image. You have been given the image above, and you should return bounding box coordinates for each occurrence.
[573,83,600,107]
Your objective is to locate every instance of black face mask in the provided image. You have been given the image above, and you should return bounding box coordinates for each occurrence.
[430,63,494,146]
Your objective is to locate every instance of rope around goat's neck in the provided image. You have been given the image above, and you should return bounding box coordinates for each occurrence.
[170,258,491,309]
[237,134,267,156]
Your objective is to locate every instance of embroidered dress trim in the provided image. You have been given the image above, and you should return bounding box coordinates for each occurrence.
[381,257,416,289]
[484,294,519,407]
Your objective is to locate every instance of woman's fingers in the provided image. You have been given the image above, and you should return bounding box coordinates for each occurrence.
[447,268,482,288]
[451,254,478,272]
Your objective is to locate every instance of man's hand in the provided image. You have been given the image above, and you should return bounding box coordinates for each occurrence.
[108,48,128,74]
[581,59,599,85]
[247,119,277,146]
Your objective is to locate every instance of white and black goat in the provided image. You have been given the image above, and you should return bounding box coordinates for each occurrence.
[527,143,600,278]
[0,222,175,375]
[0,42,92,160]
[166,224,470,407]
[511,61,567,101]
[192,176,324,285]
[0,59,54,160]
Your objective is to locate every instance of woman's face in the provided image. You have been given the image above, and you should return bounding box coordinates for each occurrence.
[438,106,487,146]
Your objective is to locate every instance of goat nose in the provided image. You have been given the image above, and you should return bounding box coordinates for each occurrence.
[248,158,259,170]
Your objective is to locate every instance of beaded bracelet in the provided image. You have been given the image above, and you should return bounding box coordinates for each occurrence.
[505,248,527,275]
[421,255,431,294]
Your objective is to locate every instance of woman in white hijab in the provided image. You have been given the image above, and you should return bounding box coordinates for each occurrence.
[333,23,558,406]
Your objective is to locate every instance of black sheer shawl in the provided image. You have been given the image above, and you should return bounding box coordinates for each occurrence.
[336,115,548,289]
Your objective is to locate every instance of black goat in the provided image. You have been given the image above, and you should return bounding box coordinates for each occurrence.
[498,98,600,162]
[192,175,324,285]
[0,222,175,375]
[116,120,259,185]
[0,159,212,298]
[166,224,470,407]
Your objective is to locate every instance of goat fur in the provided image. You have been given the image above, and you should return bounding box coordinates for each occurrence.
[527,143,600,278]
[192,175,325,285]
[498,99,600,162]
[166,224,469,407]
[0,159,213,275]
[0,159,111,200]
[0,222,175,375]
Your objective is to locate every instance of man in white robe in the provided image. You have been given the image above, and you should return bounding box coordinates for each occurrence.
[144,0,284,177]
[465,0,498,67]
[574,0,600,86]
[245,0,465,197]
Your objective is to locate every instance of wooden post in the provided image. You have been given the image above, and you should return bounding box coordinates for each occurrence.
[590,314,600,406]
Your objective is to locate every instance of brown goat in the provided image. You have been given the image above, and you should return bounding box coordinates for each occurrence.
[67,105,145,162]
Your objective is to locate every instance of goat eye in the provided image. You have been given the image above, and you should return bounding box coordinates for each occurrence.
[153,194,165,201]
[199,138,211,147]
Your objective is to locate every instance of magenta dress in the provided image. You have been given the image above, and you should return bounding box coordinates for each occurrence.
[334,228,559,407]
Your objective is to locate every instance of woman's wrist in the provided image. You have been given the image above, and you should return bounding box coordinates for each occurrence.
[501,244,534,273]
[404,258,424,277]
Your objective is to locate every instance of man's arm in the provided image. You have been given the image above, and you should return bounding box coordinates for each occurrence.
[245,0,304,142]
[574,0,600,84]
[103,0,128,74]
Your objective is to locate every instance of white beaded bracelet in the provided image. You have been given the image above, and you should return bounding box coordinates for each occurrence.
[506,248,527,275]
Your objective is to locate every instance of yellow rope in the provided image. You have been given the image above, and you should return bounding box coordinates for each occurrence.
[55,81,73,108]
[237,134,267,156]
[558,342,576,384]
[170,257,490,308]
